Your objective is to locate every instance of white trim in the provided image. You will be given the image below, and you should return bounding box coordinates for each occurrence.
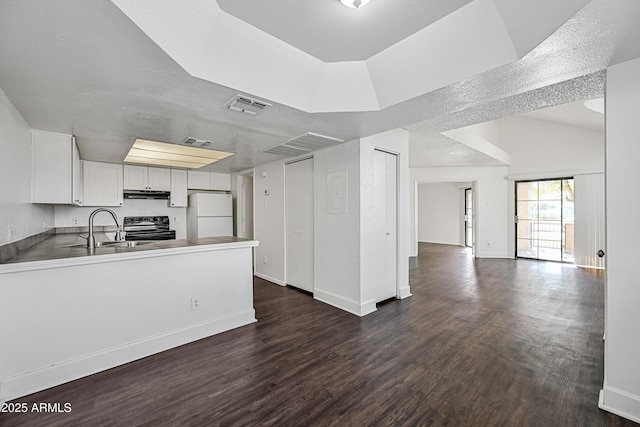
[254,272,286,287]
[475,251,512,259]
[314,288,376,317]
[1,310,256,402]
[397,286,412,299]
[599,386,640,424]
[507,169,604,181]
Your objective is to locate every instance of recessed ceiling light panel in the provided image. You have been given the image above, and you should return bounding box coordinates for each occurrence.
[124,139,234,169]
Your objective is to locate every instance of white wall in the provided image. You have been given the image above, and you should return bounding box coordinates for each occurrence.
[411,166,510,258]
[313,139,363,312]
[0,88,54,245]
[253,160,285,285]
[497,116,604,178]
[417,182,462,245]
[499,116,605,258]
[599,56,640,423]
[254,129,411,315]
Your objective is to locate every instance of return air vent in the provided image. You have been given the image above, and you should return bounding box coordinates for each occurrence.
[262,132,345,156]
[224,94,271,116]
[181,137,212,148]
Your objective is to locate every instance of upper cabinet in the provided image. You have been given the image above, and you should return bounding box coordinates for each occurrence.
[31,130,82,205]
[169,169,188,207]
[187,171,231,191]
[83,161,123,207]
[123,165,171,191]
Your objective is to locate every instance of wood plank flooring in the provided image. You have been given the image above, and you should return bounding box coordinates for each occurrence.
[1,243,636,426]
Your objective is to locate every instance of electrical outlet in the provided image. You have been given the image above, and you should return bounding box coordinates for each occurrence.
[263,256,268,264]
[72,218,78,225]
[487,241,492,247]
[191,297,200,311]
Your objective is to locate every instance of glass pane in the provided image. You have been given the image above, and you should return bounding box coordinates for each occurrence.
[538,180,562,201]
[517,238,538,258]
[517,201,538,220]
[538,201,561,220]
[517,219,537,240]
[517,182,538,200]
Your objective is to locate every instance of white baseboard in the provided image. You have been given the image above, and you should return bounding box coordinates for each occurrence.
[1,310,256,402]
[599,386,640,424]
[398,286,412,299]
[254,272,286,286]
[314,288,376,317]
[475,251,512,259]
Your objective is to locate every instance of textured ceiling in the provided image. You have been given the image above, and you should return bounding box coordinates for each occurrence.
[0,0,637,172]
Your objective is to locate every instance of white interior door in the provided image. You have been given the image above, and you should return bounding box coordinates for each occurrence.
[373,150,398,302]
[285,158,314,292]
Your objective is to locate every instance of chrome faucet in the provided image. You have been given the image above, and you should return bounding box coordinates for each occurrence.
[87,208,122,249]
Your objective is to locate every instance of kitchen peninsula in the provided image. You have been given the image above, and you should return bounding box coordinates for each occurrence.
[0,233,258,402]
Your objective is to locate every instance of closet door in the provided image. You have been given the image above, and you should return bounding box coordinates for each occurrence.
[285,158,314,292]
[373,150,398,302]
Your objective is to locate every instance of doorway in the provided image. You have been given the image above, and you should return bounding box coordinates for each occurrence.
[516,178,574,262]
[464,188,473,248]
[285,157,314,292]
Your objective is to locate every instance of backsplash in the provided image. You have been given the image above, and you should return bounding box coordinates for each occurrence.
[54,199,187,239]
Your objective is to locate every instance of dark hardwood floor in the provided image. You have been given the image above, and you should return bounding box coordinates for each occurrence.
[2,243,636,426]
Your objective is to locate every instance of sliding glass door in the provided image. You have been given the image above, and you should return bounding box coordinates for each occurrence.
[516,178,574,262]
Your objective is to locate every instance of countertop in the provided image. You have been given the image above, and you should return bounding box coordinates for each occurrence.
[0,232,258,270]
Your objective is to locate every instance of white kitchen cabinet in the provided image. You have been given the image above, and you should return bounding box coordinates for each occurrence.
[83,161,123,206]
[31,130,82,205]
[123,165,171,191]
[169,169,188,207]
[187,171,231,191]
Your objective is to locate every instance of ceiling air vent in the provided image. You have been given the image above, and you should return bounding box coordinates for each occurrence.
[262,132,345,156]
[181,137,213,148]
[224,94,271,116]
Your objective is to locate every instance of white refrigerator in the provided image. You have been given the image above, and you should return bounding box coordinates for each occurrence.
[187,193,233,238]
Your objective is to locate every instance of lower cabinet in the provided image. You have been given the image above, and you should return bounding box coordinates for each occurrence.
[83,161,123,206]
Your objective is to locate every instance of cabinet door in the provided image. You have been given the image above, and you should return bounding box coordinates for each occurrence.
[83,161,123,206]
[148,167,171,191]
[72,138,83,205]
[32,130,73,204]
[170,169,188,207]
[123,165,148,190]
[187,171,211,190]
[210,172,231,191]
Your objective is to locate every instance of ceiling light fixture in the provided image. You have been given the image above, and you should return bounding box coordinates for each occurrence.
[340,0,372,9]
[584,98,604,114]
[124,138,234,169]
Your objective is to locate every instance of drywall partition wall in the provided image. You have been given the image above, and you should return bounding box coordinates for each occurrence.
[313,139,365,314]
[600,56,640,423]
[0,88,54,246]
[498,116,604,179]
[410,166,509,258]
[54,199,188,239]
[253,161,285,285]
[417,183,462,245]
[499,115,605,259]
[360,129,411,301]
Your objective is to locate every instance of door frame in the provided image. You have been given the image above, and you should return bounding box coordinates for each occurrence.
[514,176,574,262]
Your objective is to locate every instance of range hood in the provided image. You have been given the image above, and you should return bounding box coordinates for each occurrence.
[123,190,171,200]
